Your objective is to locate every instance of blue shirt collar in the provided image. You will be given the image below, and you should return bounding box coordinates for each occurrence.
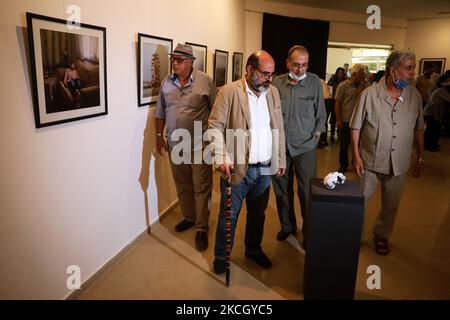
[170,71,194,88]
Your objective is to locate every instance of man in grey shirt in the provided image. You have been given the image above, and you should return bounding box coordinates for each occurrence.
[154,43,216,251]
[271,45,326,245]
[350,50,424,255]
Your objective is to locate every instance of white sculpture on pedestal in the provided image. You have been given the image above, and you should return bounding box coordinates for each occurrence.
[323,172,347,190]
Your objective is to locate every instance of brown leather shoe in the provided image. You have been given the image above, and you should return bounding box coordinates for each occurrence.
[374,238,389,255]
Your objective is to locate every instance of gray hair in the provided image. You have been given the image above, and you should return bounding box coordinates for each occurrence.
[287,45,309,60]
[350,63,368,75]
[386,50,415,75]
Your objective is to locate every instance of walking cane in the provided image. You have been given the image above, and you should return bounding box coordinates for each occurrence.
[225,168,234,286]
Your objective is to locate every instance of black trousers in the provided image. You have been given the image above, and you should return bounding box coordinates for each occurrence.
[424,116,441,150]
[338,122,351,168]
[320,98,336,143]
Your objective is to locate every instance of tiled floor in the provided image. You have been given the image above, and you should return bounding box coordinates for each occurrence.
[78,137,450,300]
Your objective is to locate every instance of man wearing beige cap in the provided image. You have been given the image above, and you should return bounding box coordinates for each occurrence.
[154,43,217,251]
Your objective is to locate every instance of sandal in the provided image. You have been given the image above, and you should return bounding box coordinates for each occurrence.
[374,238,389,255]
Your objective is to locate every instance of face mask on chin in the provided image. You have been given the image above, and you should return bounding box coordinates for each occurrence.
[394,79,409,89]
[289,72,307,82]
[393,72,409,89]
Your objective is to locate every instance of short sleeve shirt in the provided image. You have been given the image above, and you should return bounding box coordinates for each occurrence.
[335,79,369,122]
[350,78,424,176]
[154,69,216,147]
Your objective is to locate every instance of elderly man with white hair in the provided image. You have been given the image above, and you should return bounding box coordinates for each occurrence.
[334,63,369,173]
[155,43,217,251]
[350,50,424,255]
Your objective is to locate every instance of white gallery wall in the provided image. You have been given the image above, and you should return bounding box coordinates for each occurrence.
[0,0,244,299]
[326,48,353,77]
[405,18,450,73]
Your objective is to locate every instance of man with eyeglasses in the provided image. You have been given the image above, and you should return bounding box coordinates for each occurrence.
[350,50,424,255]
[271,45,326,247]
[208,50,286,274]
[154,43,216,251]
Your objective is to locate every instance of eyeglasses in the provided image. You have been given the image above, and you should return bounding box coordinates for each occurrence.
[171,56,188,63]
[291,62,308,69]
[400,65,416,72]
[255,67,274,79]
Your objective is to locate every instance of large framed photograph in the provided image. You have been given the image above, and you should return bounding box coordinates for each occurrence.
[26,12,107,128]
[232,52,244,81]
[138,33,172,107]
[419,58,446,75]
[214,49,229,88]
[186,42,207,73]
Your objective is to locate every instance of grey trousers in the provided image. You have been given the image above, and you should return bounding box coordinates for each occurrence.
[168,156,212,232]
[271,148,317,236]
[360,169,407,239]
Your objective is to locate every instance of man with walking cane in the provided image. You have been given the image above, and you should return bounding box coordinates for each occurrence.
[208,50,286,276]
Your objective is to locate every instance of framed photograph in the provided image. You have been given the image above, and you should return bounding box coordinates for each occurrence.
[419,58,446,75]
[138,33,172,107]
[232,52,244,81]
[214,50,229,88]
[26,12,107,128]
[186,42,207,73]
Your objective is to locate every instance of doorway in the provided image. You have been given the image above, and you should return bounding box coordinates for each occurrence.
[326,41,392,81]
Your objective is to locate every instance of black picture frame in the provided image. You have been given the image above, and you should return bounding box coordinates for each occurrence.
[419,58,446,75]
[26,12,108,128]
[186,42,207,73]
[137,33,173,107]
[214,50,229,88]
[232,52,244,81]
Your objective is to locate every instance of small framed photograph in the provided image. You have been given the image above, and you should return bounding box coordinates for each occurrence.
[27,12,108,128]
[419,58,446,75]
[138,33,172,107]
[214,49,229,88]
[232,52,244,81]
[186,42,207,73]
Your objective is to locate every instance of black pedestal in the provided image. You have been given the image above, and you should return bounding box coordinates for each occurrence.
[303,178,364,300]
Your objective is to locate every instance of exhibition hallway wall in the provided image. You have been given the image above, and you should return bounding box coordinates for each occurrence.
[0,0,244,299]
[0,0,449,299]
